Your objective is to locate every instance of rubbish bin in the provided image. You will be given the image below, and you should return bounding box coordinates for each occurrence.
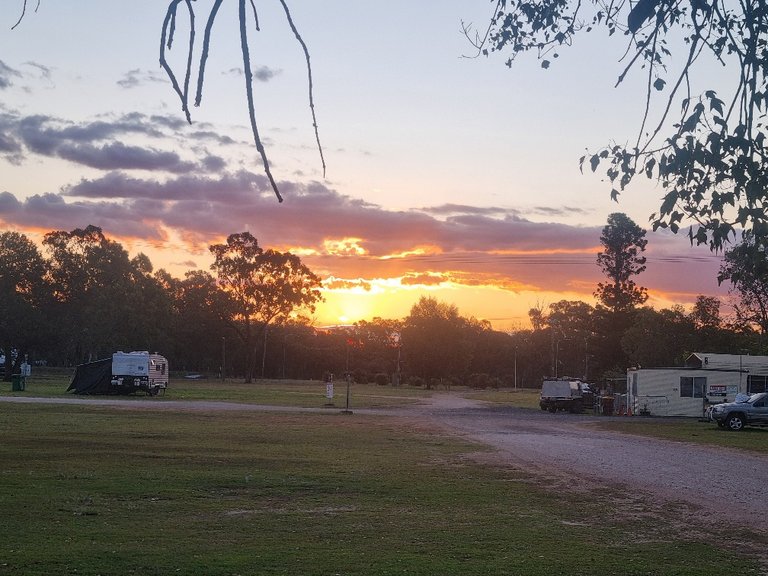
[11,374,25,392]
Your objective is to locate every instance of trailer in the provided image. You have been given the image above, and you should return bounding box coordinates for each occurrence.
[68,351,168,395]
[110,351,168,395]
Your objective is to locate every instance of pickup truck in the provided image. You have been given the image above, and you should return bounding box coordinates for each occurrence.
[539,379,593,413]
[710,392,768,431]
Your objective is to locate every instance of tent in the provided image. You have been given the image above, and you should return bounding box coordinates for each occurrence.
[67,358,113,394]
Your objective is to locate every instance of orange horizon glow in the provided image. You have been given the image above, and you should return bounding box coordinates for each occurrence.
[3,223,727,333]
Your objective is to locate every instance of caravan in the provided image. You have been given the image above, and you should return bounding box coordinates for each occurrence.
[68,351,168,395]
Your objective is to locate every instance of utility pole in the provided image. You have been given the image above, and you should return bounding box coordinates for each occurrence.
[221,336,226,381]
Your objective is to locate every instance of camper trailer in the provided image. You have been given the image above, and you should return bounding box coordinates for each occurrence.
[68,351,168,395]
[110,351,168,395]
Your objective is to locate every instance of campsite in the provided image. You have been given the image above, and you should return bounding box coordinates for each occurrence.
[1,371,766,575]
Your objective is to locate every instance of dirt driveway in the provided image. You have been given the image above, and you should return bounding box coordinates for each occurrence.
[3,392,767,535]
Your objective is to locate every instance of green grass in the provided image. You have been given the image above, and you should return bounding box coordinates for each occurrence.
[1,369,431,408]
[589,417,768,454]
[0,402,763,575]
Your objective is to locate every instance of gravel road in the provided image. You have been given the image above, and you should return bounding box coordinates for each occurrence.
[410,394,768,535]
[3,393,767,536]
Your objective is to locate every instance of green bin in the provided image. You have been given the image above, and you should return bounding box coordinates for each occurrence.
[11,374,25,392]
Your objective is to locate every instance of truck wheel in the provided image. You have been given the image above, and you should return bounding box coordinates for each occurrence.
[726,414,745,431]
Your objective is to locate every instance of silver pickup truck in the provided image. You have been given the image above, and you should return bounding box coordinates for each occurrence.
[710,392,768,431]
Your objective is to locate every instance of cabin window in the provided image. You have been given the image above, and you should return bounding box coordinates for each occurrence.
[680,376,706,398]
[160,363,166,375]
[747,375,767,394]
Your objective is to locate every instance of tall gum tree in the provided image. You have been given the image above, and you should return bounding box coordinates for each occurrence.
[209,232,322,383]
[593,212,648,377]
[595,212,648,314]
[0,231,48,380]
[718,233,768,343]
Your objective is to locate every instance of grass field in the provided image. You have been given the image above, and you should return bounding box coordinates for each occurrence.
[0,377,765,574]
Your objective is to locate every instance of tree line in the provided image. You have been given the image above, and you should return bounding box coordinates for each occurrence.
[2,216,767,388]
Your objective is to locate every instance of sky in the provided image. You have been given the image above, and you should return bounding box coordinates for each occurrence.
[0,0,731,329]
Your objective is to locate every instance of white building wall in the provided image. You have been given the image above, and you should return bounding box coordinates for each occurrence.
[628,369,745,417]
[689,353,768,373]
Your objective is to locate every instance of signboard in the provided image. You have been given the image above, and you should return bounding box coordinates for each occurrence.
[709,384,739,397]
[326,383,334,400]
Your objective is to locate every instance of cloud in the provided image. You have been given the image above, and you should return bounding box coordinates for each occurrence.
[225,66,281,82]
[0,106,725,306]
[117,69,167,89]
[0,60,21,89]
[419,204,514,217]
[253,66,281,82]
[23,61,52,78]
[323,278,373,291]
[57,141,196,173]
[0,171,727,305]
[27,171,604,259]
[0,111,232,173]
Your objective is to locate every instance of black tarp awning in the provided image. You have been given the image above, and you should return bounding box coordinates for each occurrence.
[67,358,112,394]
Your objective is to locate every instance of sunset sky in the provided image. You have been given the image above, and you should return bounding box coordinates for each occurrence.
[0,1,730,329]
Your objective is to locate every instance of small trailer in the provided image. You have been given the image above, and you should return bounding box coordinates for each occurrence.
[68,351,169,396]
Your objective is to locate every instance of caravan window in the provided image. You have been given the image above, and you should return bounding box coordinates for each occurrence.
[747,375,767,394]
[680,376,706,398]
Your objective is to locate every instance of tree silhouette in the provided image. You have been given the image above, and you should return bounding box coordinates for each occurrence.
[595,213,648,314]
[718,233,768,338]
[467,0,768,249]
[209,232,322,382]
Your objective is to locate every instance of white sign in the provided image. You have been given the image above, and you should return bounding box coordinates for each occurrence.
[326,383,334,400]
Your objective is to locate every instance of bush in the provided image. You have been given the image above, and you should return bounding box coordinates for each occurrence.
[406,375,425,388]
[352,369,369,384]
[467,373,502,390]
[374,373,389,386]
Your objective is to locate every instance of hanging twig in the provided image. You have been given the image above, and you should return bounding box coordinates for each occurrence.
[239,0,282,202]
[15,0,324,203]
[160,0,195,123]
[194,0,224,107]
[277,0,326,177]
[10,0,38,30]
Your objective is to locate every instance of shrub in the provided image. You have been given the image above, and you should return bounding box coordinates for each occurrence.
[352,369,369,384]
[467,373,501,390]
[374,373,389,386]
[406,375,425,388]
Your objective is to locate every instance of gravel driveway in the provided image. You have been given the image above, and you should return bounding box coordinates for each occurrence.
[412,394,768,535]
[4,392,767,536]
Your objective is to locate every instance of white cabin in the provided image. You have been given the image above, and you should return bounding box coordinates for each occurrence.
[627,352,768,417]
